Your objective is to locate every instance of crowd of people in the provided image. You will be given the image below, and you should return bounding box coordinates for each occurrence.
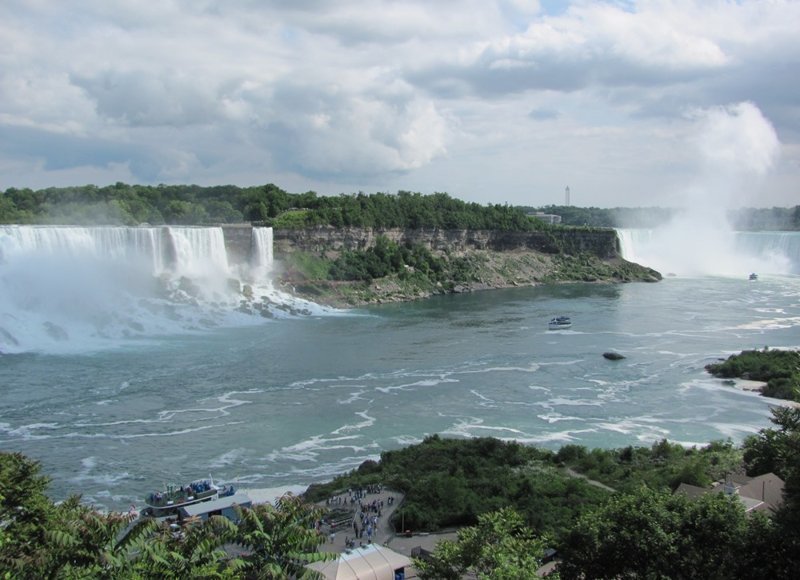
[319,484,397,550]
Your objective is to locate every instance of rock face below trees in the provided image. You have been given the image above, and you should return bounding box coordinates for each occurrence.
[268,226,661,307]
[271,226,621,258]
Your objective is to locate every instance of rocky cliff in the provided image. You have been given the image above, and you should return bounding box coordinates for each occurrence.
[271,227,619,259]
[267,226,658,307]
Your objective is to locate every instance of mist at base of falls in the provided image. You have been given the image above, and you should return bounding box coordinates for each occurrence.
[0,225,335,355]
[617,222,800,278]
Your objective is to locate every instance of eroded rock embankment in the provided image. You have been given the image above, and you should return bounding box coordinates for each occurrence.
[270,227,662,307]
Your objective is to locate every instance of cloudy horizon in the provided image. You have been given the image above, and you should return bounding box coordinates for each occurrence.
[1,0,798,208]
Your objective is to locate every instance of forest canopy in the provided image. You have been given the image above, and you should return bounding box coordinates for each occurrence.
[0,183,544,231]
[2,183,797,230]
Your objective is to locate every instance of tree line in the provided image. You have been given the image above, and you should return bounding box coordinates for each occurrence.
[8,182,795,231]
[527,204,800,230]
[0,183,548,232]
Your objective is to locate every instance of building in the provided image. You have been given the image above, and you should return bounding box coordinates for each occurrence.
[306,543,412,580]
[178,492,253,522]
[675,472,784,513]
[526,211,562,225]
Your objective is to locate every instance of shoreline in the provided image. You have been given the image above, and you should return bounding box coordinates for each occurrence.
[725,378,800,409]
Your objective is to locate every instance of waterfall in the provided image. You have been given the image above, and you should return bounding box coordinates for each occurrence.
[0,226,168,273]
[166,226,230,279]
[0,225,328,355]
[250,227,274,271]
[617,228,800,276]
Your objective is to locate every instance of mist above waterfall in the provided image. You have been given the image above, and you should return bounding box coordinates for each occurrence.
[0,226,332,355]
[622,102,784,277]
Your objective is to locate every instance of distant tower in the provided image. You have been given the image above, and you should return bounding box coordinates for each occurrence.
[565,186,570,206]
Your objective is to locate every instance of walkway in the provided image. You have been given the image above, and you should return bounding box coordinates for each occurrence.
[316,487,458,558]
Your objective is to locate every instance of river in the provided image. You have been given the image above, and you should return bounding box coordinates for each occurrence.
[1,226,799,511]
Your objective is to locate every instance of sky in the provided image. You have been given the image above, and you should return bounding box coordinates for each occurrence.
[1,0,798,208]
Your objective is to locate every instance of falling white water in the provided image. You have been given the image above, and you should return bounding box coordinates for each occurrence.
[0,225,332,355]
[621,102,782,277]
[617,228,799,277]
[251,227,274,271]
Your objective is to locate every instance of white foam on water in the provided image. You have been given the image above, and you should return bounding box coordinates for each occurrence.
[537,413,584,424]
[264,433,370,465]
[331,411,376,435]
[457,363,541,374]
[391,435,424,446]
[337,389,369,405]
[542,397,605,408]
[516,428,599,445]
[470,390,496,405]
[208,448,248,469]
[707,422,763,440]
[374,377,458,394]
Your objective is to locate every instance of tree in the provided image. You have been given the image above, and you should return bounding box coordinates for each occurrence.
[558,486,751,580]
[131,516,239,579]
[232,494,331,578]
[0,452,54,575]
[415,508,549,580]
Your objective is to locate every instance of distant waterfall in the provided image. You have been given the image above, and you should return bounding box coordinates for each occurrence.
[617,228,800,276]
[0,225,328,355]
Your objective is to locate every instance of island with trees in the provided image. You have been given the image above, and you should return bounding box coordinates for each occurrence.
[706,348,800,403]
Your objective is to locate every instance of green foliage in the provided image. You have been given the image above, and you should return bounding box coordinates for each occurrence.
[524,204,800,231]
[743,407,800,505]
[0,451,331,579]
[0,453,55,575]
[232,494,331,578]
[327,236,456,284]
[283,252,332,281]
[556,438,742,492]
[558,486,752,580]
[415,507,549,580]
[706,348,800,402]
[1,184,548,231]
[305,436,604,535]
[271,209,312,228]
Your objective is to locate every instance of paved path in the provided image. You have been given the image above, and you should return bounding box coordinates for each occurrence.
[315,487,458,558]
[564,467,617,492]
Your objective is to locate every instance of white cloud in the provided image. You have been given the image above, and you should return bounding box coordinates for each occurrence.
[0,0,798,208]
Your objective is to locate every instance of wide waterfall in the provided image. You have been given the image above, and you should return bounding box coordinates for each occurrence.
[0,225,329,354]
[617,228,800,277]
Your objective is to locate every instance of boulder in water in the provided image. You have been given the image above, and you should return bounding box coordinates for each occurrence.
[603,351,625,360]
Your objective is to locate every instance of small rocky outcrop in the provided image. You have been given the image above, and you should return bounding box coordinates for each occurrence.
[603,352,625,360]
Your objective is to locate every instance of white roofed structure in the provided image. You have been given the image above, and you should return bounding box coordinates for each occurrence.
[306,543,412,580]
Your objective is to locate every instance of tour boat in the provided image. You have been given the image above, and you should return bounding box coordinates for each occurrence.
[141,478,236,518]
[548,316,572,330]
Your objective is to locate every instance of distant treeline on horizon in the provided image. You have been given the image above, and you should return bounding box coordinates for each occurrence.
[1,183,798,231]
